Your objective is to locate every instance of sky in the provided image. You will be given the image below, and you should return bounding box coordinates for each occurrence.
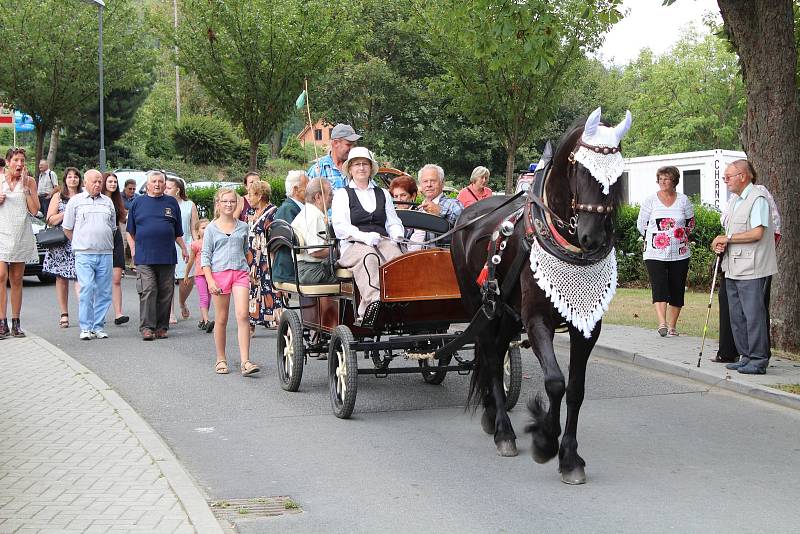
[598,0,722,66]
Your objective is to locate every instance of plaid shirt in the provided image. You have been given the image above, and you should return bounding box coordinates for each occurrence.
[307,154,346,190]
[437,195,463,226]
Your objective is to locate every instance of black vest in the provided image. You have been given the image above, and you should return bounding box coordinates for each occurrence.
[345,187,388,236]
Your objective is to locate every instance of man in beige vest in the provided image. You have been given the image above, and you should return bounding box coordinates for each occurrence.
[711,160,778,374]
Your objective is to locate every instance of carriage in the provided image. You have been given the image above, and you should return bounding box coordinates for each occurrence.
[266,208,523,419]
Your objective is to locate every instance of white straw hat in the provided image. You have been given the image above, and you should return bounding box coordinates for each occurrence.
[342,147,379,178]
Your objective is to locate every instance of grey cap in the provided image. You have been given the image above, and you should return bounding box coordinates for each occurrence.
[330,123,361,142]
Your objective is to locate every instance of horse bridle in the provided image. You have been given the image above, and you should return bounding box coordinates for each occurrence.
[523,140,618,265]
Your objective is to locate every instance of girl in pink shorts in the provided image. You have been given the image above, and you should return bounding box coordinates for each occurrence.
[184,219,214,333]
[201,188,260,376]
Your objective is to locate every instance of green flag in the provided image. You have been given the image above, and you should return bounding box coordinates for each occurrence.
[295,90,307,110]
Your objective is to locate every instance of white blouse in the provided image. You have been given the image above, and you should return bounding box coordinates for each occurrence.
[637,192,694,262]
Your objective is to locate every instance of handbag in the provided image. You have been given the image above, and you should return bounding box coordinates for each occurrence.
[37,225,68,249]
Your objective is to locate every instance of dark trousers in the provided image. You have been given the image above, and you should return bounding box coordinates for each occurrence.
[136,264,175,332]
[38,194,51,218]
[727,276,772,370]
[718,273,771,360]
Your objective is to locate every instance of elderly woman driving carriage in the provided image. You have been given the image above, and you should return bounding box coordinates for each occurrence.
[331,147,404,323]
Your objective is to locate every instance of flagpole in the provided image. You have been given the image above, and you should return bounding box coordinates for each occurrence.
[303,79,319,160]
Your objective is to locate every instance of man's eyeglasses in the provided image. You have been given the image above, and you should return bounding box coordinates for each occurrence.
[723,172,742,181]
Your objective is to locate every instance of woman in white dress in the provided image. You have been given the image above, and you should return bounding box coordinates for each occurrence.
[165,176,199,322]
[0,148,40,338]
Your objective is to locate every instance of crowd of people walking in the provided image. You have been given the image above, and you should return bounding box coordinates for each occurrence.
[0,122,782,376]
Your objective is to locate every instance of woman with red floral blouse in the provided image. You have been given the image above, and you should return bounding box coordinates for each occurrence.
[637,166,695,337]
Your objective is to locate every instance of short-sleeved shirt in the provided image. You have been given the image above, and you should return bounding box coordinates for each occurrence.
[126,194,183,265]
[62,192,116,254]
[307,153,346,190]
[291,203,329,263]
[729,183,770,229]
[190,239,204,276]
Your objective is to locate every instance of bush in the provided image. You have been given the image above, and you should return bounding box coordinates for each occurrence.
[280,135,306,163]
[173,116,240,165]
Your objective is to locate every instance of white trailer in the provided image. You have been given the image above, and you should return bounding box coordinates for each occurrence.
[621,149,746,212]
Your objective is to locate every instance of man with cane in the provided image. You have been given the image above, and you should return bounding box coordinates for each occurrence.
[710,160,778,375]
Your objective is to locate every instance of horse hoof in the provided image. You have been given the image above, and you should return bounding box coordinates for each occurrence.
[496,440,518,457]
[560,466,586,485]
[531,448,551,464]
[481,410,496,435]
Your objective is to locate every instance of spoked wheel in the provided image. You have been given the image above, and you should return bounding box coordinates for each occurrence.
[328,325,358,419]
[419,354,452,385]
[503,344,522,411]
[276,309,305,392]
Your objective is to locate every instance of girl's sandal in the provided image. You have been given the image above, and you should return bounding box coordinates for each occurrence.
[657,323,668,337]
[241,360,260,376]
[59,313,69,328]
[215,361,229,374]
[667,328,679,337]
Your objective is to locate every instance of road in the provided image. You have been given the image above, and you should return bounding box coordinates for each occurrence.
[17,276,800,533]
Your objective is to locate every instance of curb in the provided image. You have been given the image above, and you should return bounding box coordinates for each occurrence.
[30,335,225,534]
[553,336,800,412]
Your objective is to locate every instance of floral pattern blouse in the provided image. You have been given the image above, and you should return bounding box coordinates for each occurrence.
[637,192,694,262]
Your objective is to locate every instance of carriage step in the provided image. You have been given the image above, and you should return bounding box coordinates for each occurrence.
[357,364,472,376]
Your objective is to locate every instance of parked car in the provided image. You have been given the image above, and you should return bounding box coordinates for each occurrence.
[113,168,187,195]
[24,216,55,283]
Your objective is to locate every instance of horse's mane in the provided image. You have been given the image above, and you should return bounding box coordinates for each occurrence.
[546,117,624,218]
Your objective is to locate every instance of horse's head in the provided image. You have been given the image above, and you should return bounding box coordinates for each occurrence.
[551,107,631,254]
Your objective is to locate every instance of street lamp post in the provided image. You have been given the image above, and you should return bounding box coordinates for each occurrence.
[81,0,106,171]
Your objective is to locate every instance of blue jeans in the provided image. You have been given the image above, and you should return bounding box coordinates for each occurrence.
[75,253,113,332]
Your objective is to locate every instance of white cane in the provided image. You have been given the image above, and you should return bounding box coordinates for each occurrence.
[697,254,721,368]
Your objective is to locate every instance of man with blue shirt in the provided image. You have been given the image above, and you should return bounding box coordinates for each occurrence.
[62,169,117,341]
[126,170,188,341]
[711,160,778,375]
[122,179,138,211]
[307,123,360,190]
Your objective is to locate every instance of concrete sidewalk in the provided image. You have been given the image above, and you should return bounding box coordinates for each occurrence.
[556,324,800,411]
[0,335,224,534]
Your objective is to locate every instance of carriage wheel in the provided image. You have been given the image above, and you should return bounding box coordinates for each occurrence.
[329,325,358,419]
[419,354,452,385]
[503,345,522,411]
[276,309,305,392]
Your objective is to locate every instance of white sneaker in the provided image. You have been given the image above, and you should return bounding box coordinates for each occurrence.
[80,330,96,340]
[93,329,109,339]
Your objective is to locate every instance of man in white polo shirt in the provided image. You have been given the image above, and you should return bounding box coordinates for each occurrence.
[62,169,117,340]
[291,178,335,284]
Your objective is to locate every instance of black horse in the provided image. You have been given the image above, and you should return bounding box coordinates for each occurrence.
[451,108,630,484]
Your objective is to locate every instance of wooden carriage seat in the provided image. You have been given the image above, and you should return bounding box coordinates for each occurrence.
[379,249,461,302]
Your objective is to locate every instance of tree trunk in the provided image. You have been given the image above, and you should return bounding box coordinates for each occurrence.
[718,0,800,352]
[34,125,46,168]
[248,138,258,171]
[46,125,60,168]
[504,141,518,194]
[271,130,281,159]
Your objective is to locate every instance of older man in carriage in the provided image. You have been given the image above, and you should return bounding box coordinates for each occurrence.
[331,147,404,323]
[291,178,336,284]
[408,164,463,248]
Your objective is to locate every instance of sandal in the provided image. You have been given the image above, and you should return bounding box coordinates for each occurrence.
[59,313,69,328]
[241,360,260,376]
[215,360,229,374]
[667,328,679,337]
[657,323,668,337]
[181,305,190,319]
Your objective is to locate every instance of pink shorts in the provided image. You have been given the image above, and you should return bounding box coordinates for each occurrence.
[211,269,250,295]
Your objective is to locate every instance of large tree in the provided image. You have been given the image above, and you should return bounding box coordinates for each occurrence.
[0,0,155,165]
[665,0,799,351]
[174,0,357,170]
[414,0,624,192]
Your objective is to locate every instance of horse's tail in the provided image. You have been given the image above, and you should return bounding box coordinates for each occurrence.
[465,336,492,413]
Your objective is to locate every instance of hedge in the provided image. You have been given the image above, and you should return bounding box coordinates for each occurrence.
[614,201,723,289]
[186,177,287,220]
[173,115,240,165]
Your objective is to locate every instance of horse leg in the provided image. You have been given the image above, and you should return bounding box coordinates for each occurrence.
[477,326,519,457]
[523,314,565,464]
[558,322,600,485]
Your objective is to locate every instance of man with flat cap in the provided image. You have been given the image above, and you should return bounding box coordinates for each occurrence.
[307,123,361,191]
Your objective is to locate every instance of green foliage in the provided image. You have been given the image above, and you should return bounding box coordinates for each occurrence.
[279,135,306,163]
[173,0,358,169]
[173,115,240,164]
[0,0,156,163]
[414,0,624,191]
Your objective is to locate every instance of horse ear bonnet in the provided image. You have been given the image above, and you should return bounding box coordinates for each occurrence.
[575,107,633,194]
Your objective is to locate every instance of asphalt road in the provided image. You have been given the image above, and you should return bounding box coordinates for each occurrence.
[16,276,800,533]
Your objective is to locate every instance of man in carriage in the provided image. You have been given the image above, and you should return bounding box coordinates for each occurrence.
[290,178,337,284]
[409,164,464,247]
